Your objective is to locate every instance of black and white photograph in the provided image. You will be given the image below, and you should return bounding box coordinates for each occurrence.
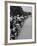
[5,1,36,44]
[10,6,32,40]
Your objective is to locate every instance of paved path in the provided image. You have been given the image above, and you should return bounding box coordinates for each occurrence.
[17,17,32,39]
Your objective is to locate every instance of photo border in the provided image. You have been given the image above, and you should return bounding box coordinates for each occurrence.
[5,1,36,45]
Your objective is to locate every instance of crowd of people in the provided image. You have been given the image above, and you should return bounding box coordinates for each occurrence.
[10,6,31,40]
